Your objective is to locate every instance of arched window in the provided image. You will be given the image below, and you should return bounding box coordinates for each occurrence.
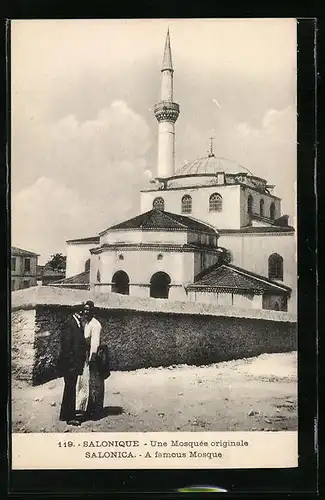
[270,202,276,220]
[181,194,192,214]
[84,258,90,272]
[268,253,283,280]
[112,270,129,295]
[260,198,265,217]
[153,197,165,211]
[157,254,163,260]
[150,272,171,299]
[247,194,253,215]
[96,270,101,283]
[209,193,222,212]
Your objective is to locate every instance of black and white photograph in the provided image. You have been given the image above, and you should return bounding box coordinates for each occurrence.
[11,18,298,469]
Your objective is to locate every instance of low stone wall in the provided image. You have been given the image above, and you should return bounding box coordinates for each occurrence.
[11,303,297,386]
[11,309,36,382]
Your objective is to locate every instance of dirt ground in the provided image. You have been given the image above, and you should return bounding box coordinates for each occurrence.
[12,352,297,433]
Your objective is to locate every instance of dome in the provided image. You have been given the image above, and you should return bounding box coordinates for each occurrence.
[173,154,254,178]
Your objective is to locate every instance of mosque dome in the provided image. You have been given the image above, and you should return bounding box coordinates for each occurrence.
[172,154,254,178]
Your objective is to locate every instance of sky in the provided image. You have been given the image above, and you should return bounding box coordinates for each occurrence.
[11,18,297,264]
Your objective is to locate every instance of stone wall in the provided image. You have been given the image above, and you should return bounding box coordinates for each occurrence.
[12,304,297,386]
[11,309,36,382]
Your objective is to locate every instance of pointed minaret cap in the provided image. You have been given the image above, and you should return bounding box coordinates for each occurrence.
[162,28,173,72]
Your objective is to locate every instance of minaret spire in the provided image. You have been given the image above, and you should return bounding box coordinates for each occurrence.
[162,27,173,72]
[154,29,180,178]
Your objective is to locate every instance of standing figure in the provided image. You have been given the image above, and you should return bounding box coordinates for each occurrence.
[57,304,87,426]
[83,300,105,420]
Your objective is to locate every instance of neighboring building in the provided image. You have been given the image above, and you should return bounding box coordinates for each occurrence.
[37,264,65,286]
[60,30,296,313]
[11,247,39,291]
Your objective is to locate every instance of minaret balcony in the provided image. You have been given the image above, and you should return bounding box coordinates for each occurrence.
[154,101,180,123]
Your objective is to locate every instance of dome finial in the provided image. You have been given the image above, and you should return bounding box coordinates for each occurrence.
[208,136,215,157]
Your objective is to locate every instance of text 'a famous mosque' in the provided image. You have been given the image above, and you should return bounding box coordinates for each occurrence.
[55,30,297,314]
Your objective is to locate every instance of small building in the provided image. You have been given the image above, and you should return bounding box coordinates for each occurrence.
[37,264,65,286]
[11,247,39,291]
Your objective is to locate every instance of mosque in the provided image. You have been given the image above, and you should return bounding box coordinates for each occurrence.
[55,30,297,314]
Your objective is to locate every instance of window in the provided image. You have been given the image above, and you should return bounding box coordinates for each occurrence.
[96,270,101,282]
[24,258,31,272]
[270,202,276,220]
[209,193,222,212]
[260,198,264,217]
[153,197,165,211]
[23,280,30,288]
[268,253,283,280]
[157,254,163,260]
[11,280,15,291]
[84,258,91,272]
[11,257,16,272]
[247,195,253,215]
[181,195,192,214]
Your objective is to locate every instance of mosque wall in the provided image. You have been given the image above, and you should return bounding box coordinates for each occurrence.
[90,248,196,288]
[240,187,282,227]
[66,242,97,278]
[140,184,242,229]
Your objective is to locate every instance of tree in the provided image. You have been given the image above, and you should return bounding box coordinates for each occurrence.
[46,253,67,271]
[218,247,232,265]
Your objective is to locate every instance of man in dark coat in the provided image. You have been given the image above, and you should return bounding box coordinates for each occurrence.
[57,304,87,425]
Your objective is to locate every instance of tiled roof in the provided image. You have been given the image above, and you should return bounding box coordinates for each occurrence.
[11,246,39,257]
[218,226,294,234]
[66,236,100,244]
[187,264,291,294]
[101,209,216,235]
[51,271,90,286]
[90,242,219,254]
[36,264,65,279]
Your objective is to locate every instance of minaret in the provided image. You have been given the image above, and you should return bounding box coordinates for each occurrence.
[154,29,180,178]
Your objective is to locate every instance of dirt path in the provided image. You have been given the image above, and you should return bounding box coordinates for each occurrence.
[12,352,297,433]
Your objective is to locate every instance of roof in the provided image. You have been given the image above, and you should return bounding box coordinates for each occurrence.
[173,155,254,178]
[90,242,220,254]
[66,236,100,244]
[162,28,173,71]
[101,209,217,235]
[187,263,291,294]
[11,246,39,257]
[37,264,65,279]
[218,226,295,235]
[51,270,90,286]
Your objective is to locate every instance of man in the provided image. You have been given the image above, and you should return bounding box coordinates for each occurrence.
[83,300,105,420]
[57,304,87,426]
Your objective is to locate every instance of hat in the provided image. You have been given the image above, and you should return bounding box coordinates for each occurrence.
[84,300,95,309]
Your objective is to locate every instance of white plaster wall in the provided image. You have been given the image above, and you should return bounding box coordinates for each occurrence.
[90,248,196,287]
[140,185,241,229]
[66,243,97,278]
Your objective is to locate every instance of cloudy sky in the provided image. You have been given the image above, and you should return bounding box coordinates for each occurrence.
[11,19,297,264]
